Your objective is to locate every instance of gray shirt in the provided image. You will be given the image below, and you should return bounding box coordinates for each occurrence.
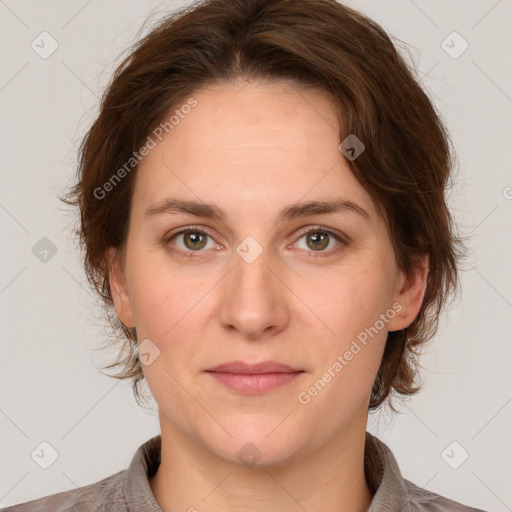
[2,432,488,511]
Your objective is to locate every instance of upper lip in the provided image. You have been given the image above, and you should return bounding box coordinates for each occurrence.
[206,361,303,374]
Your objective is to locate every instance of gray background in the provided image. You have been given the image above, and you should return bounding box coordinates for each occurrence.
[1,0,511,510]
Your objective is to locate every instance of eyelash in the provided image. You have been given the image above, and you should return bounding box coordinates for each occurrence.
[163,225,346,260]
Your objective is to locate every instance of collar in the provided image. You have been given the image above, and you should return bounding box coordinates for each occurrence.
[123,431,409,511]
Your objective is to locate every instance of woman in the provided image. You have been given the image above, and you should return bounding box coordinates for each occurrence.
[3,0,488,510]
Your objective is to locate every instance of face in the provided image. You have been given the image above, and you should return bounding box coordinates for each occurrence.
[110,79,426,466]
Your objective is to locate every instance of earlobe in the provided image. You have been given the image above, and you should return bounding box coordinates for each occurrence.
[107,247,136,329]
[388,255,429,332]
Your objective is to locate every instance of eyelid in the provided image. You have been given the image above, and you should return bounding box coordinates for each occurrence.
[291,224,348,244]
[165,224,214,238]
[164,225,221,247]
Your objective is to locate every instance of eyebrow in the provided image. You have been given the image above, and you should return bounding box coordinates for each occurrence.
[145,198,370,222]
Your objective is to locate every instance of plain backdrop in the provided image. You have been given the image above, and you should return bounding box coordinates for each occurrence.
[1,0,511,510]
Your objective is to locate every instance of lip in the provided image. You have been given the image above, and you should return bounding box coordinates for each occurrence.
[207,360,301,374]
[205,360,304,394]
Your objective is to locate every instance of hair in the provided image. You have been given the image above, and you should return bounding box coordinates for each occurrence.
[61,0,464,412]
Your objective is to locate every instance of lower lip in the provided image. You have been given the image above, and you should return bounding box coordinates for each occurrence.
[207,371,303,394]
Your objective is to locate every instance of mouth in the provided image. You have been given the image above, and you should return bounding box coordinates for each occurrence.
[205,361,305,394]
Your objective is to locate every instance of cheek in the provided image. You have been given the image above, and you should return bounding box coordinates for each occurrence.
[127,259,209,367]
[294,261,394,343]
[292,260,393,404]
[132,269,202,413]
[131,277,172,334]
[125,240,193,331]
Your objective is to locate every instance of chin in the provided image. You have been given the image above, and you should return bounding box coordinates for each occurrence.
[200,417,306,468]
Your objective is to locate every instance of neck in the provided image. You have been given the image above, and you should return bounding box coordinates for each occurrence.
[150,419,374,512]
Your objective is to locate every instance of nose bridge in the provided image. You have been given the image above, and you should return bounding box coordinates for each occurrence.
[219,238,289,338]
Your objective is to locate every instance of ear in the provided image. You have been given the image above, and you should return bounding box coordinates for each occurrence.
[107,247,136,329]
[387,254,429,332]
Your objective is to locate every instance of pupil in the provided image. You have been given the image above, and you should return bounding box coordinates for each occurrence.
[308,232,328,250]
[186,232,206,250]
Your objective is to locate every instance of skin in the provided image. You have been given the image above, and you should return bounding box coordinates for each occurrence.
[110,79,428,512]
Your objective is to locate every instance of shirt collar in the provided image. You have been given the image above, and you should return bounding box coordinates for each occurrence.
[364,431,409,511]
[123,431,409,511]
[124,435,162,511]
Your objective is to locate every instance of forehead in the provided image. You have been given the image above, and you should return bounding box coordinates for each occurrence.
[133,80,378,221]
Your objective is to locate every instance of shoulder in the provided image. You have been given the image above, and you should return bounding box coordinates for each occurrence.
[0,470,127,512]
[1,435,162,512]
[365,432,490,512]
[403,478,490,512]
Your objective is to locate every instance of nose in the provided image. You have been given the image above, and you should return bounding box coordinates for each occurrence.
[218,244,290,340]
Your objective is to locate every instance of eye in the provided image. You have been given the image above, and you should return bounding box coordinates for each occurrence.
[164,227,220,257]
[292,226,345,258]
[163,225,346,259]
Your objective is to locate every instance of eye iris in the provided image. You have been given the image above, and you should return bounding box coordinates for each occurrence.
[306,232,329,251]
[184,232,207,250]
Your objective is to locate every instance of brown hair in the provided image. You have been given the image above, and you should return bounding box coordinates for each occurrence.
[61,0,464,411]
